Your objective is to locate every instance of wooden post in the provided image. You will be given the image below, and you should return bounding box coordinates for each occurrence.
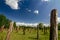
[0,25,4,32]
[6,22,13,40]
[37,25,39,40]
[44,26,45,34]
[23,27,25,35]
[50,9,58,40]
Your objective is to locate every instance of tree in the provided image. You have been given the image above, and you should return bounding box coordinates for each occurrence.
[0,14,6,31]
[38,23,44,32]
[39,23,43,28]
[5,19,11,29]
[58,23,60,30]
[13,22,19,32]
[0,14,6,28]
[13,22,16,29]
[0,14,12,32]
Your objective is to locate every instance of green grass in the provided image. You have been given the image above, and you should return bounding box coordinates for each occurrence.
[0,29,60,40]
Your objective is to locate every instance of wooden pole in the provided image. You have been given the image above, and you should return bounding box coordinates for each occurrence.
[23,27,25,35]
[50,9,58,40]
[37,25,39,40]
[6,22,13,40]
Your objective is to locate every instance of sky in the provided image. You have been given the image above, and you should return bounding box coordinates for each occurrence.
[0,0,60,26]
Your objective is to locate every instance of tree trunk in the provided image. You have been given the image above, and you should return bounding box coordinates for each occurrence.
[50,9,58,40]
[6,22,13,40]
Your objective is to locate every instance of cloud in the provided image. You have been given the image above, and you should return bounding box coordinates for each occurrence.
[16,22,38,27]
[26,8,31,12]
[43,24,50,27]
[28,10,31,12]
[16,22,50,27]
[41,0,50,2]
[5,0,21,9]
[34,10,39,14]
[58,17,60,23]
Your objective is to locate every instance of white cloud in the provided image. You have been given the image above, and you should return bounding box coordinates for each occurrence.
[49,17,60,23]
[26,8,31,12]
[43,24,50,27]
[16,22,38,27]
[5,0,21,9]
[28,10,31,12]
[58,17,60,23]
[34,10,39,14]
[42,0,50,2]
[16,22,50,27]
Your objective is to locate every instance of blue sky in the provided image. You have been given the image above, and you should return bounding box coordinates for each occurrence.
[0,0,59,25]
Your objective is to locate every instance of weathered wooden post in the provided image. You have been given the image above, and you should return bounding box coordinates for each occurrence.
[16,26,19,32]
[50,9,58,40]
[37,25,39,40]
[44,26,45,34]
[6,22,13,40]
[23,27,25,35]
[0,25,4,32]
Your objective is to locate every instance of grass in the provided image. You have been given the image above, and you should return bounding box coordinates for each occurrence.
[0,29,60,40]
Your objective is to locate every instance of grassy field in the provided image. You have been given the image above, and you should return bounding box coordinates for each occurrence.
[0,29,60,40]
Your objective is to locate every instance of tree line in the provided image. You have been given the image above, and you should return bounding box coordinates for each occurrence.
[0,14,60,31]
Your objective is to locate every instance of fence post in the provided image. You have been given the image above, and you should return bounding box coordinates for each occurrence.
[6,22,13,40]
[50,9,58,40]
[37,25,39,40]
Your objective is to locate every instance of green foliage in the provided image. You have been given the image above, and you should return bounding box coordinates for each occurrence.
[0,14,11,28]
[5,19,11,28]
[0,14,6,28]
[58,23,60,30]
[13,22,17,29]
[38,23,43,29]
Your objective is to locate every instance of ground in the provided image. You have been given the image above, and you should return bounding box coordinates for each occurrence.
[0,29,60,40]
